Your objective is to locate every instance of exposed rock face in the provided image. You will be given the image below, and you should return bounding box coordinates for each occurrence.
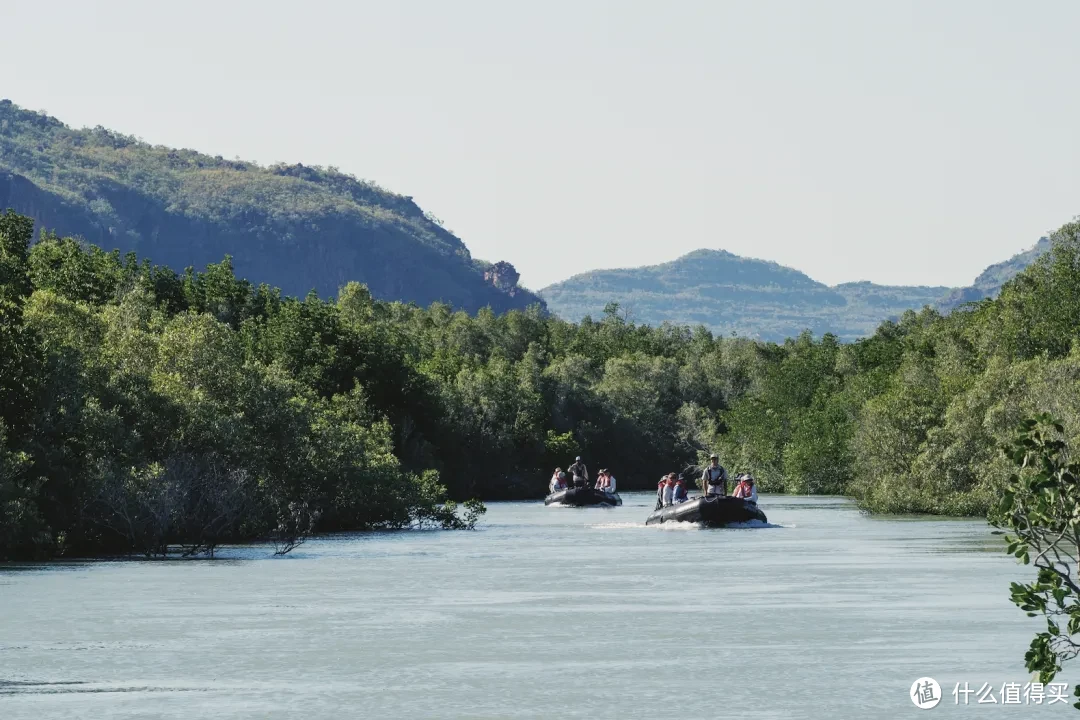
[484,261,521,294]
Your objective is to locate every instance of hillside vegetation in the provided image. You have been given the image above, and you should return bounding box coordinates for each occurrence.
[936,236,1051,311]
[542,238,1054,341]
[0,100,541,313]
[540,249,950,342]
[4,209,1080,558]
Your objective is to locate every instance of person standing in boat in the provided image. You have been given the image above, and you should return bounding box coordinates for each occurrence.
[671,477,689,504]
[662,473,676,507]
[732,473,758,503]
[568,456,589,488]
[655,476,667,510]
[701,454,728,497]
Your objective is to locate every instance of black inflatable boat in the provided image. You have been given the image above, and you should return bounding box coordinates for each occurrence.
[645,495,766,526]
[544,487,623,507]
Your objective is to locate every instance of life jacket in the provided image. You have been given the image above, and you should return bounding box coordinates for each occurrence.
[703,465,726,484]
[569,462,586,479]
[673,483,688,501]
[733,480,753,498]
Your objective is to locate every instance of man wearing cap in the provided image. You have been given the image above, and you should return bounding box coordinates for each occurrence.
[701,454,728,497]
[568,456,589,488]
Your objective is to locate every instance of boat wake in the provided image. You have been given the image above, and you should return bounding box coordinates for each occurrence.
[723,519,786,529]
[589,521,701,531]
[589,520,790,530]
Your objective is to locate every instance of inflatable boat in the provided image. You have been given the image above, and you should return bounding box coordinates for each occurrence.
[645,495,766,526]
[544,487,623,507]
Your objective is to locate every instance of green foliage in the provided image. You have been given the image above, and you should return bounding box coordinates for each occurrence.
[408,470,488,530]
[937,235,1052,312]
[989,416,1080,707]
[0,210,34,301]
[0,100,542,313]
[0,212,497,559]
[991,223,1080,361]
[2,206,1079,560]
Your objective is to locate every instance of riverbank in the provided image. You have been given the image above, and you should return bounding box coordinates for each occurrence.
[5,212,1080,559]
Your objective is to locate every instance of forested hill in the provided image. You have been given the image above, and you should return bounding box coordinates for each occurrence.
[935,236,1052,311]
[0,100,541,313]
[539,249,951,342]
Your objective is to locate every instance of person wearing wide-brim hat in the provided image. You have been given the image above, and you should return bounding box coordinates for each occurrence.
[595,468,616,494]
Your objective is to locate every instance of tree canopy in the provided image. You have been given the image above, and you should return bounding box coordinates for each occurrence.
[3,210,1080,559]
[0,100,540,313]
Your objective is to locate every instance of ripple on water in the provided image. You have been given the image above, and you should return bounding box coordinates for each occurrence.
[0,492,1056,720]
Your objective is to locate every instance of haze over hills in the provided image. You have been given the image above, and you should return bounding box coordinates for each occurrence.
[936,236,1052,312]
[0,100,1057,340]
[0,100,541,314]
[539,241,1053,342]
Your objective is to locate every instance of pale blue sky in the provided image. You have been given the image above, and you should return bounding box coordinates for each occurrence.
[4,0,1078,290]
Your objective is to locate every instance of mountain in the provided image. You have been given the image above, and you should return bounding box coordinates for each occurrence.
[935,236,1052,312]
[0,100,541,313]
[539,249,951,342]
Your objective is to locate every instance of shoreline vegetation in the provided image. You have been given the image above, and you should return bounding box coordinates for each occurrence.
[3,210,1080,559]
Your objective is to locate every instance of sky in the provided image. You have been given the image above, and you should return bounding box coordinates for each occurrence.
[4,0,1079,291]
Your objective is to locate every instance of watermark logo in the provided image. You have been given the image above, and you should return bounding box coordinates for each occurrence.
[909,678,1071,708]
[910,677,942,709]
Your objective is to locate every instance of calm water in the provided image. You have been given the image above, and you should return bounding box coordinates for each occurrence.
[0,494,1069,719]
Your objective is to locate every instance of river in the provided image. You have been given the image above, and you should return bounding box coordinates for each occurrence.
[0,494,1070,718]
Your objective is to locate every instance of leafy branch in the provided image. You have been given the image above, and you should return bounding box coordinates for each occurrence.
[989,414,1080,708]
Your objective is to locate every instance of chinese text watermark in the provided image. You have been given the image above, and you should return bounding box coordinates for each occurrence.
[910,677,1072,709]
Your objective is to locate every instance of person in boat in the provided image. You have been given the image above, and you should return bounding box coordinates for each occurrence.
[671,477,689,504]
[655,476,667,510]
[568,456,589,488]
[595,469,616,494]
[732,473,758,503]
[701,454,729,497]
[550,468,567,493]
[662,473,676,507]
